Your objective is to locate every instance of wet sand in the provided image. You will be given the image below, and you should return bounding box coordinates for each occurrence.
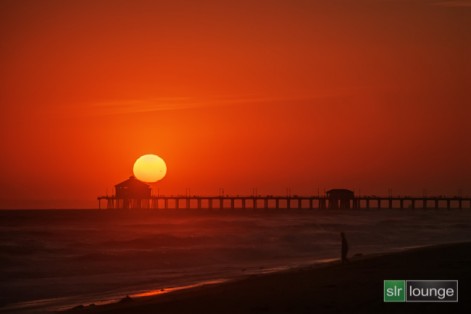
[75,241,471,314]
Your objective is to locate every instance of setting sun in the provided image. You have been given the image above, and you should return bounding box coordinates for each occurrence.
[133,154,167,183]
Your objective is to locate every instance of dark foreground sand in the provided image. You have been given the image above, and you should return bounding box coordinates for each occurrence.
[72,242,471,314]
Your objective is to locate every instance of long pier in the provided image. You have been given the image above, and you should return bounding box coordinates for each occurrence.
[97,195,471,210]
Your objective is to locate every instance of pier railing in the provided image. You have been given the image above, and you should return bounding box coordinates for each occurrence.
[97,195,471,210]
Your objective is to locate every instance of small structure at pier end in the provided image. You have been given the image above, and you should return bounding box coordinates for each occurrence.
[326,189,354,209]
[99,176,151,209]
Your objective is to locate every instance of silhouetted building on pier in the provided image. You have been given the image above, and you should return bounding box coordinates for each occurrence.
[326,189,354,209]
[114,176,151,209]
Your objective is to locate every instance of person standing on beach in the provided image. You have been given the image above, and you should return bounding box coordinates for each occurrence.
[340,232,349,263]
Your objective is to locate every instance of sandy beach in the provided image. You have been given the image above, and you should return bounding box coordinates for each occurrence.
[70,241,471,314]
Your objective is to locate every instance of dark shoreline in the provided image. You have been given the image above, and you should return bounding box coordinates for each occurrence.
[69,242,471,314]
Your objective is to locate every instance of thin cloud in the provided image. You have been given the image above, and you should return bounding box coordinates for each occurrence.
[87,96,271,116]
[61,85,377,118]
[91,97,198,115]
[83,95,318,117]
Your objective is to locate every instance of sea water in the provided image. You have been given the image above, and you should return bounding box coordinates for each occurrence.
[1,208,470,312]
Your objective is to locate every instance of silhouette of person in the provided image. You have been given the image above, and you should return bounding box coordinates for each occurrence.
[340,232,349,263]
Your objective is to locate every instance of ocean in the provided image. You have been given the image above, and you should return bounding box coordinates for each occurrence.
[1,208,470,313]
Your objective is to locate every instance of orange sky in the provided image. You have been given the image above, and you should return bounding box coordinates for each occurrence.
[1,0,470,208]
